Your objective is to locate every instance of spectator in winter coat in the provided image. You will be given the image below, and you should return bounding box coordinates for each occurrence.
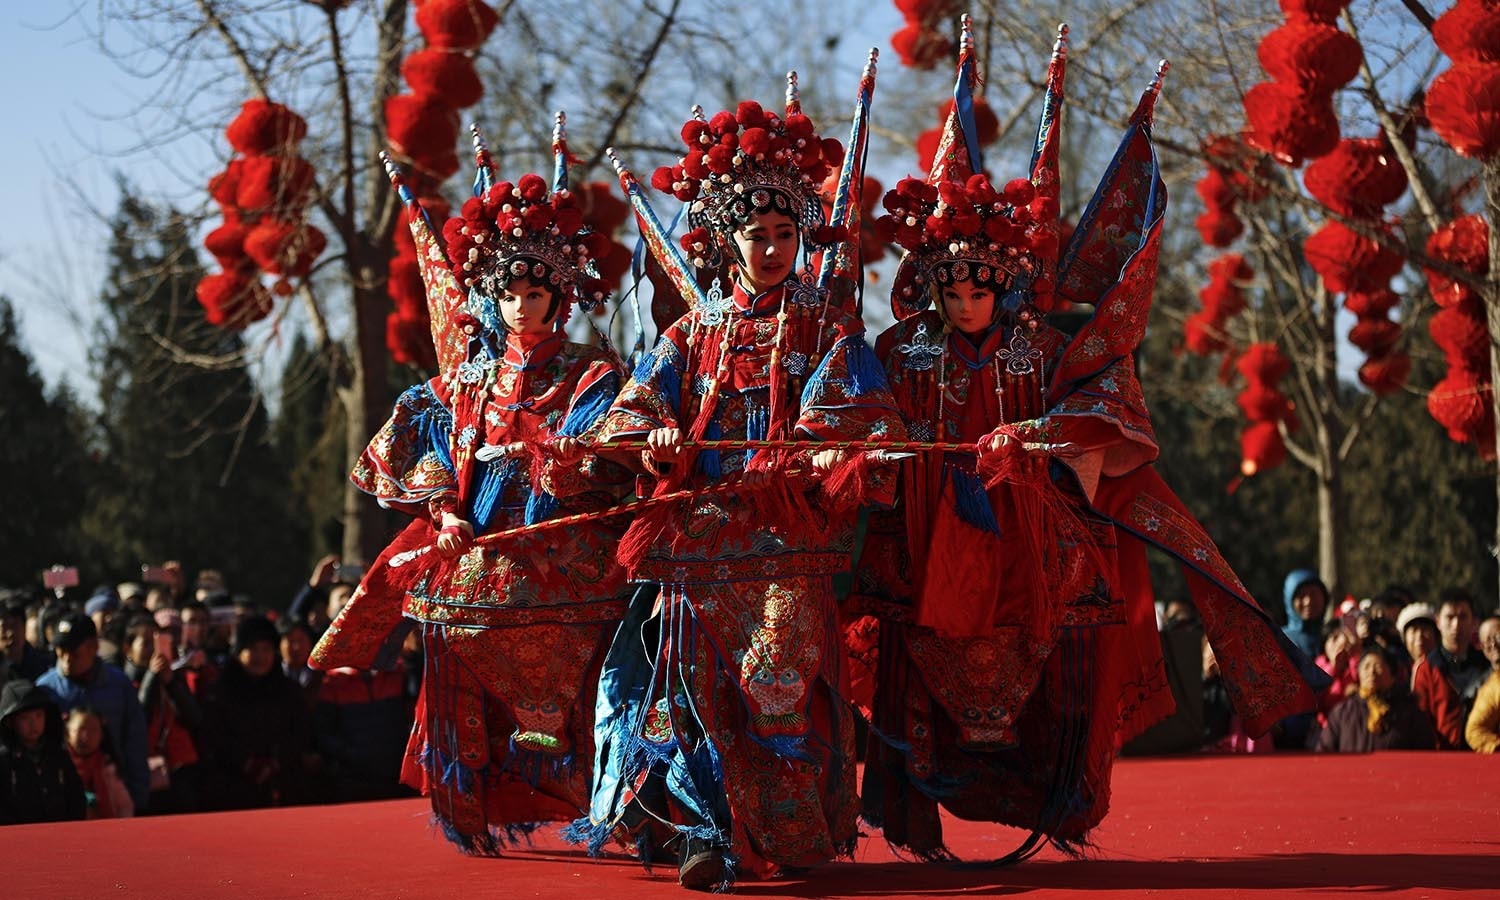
[0,680,86,824]
[65,707,134,818]
[1,600,51,683]
[1277,568,1329,748]
[1464,617,1500,754]
[1434,589,1488,707]
[122,615,204,814]
[35,613,150,810]
[1316,646,1437,753]
[200,616,312,810]
[1407,602,1468,750]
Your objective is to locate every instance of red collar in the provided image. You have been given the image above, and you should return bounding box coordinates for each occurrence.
[731,279,789,317]
[502,331,563,371]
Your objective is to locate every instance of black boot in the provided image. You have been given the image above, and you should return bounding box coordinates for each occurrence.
[677,836,729,891]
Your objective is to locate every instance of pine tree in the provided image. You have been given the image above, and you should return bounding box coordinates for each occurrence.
[0,297,92,586]
[81,185,304,606]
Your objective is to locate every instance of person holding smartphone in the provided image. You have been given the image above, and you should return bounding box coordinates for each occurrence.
[121,615,204,814]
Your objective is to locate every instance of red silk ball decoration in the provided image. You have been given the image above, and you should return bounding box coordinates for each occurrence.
[1425,62,1500,159]
[225,99,309,156]
[1257,22,1362,95]
[1302,138,1408,219]
[891,21,952,70]
[401,49,483,108]
[1199,278,1247,320]
[1302,221,1404,293]
[1244,82,1341,166]
[1207,253,1255,283]
[208,160,244,208]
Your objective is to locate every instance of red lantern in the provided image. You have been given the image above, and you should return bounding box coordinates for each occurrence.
[891,21,952,70]
[1237,383,1294,422]
[243,221,327,277]
[1428,369,1495,443]
[401,49,483,108]
[1429,300,1492,368]
[235,155,317,215]
[1433,1,1500,66]
[1357,350,1410,396]
[1196,208,1245,248]
[1342,288,1400,317]
[225,99,309,155]
[1425,214,1490,307]
[414,0,500,51]
[385,93,462,169]
[1240,421,1288,477]
[196,272,273,329]
[1347,317,1401,354]
[1207,253,1255,284]
[204,223,250,268]
[1237,341,1292,383]
[1303,221,1404,293]
[1278,0,1351,24]
[1425,62,1500,160]
[1200,278,1247,320]
[1302,137,1408,218]
[1184,311,1228,356]
[1244,82,1341,166]
[1257,21,1362,95]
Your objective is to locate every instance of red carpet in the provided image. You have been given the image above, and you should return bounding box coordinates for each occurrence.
[10,753,1496,898]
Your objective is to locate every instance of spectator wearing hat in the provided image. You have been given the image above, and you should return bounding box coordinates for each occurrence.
[85,587,123,666]
[0,680,86,824]
[1465,617,1500,754]
[34,613,150,810]
[2,600,52,683]
[200,616,312,810]
[116,583,146,613]
[1315,645,1437,753]
[1407,600,1466,749]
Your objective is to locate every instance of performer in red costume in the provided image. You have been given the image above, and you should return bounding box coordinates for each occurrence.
[852,20,1326,862]
[567,67,904,890]
[311,119,634,854]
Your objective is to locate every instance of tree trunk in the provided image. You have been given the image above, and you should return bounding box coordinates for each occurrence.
[340,244,394,566]
[1313,274,1347,595]
[1317,454,1346,600]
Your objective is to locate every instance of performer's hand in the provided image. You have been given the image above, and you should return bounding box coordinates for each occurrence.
[645,427,683,462]
[810,448,847,476]
[553,436,581,458]
[740,465,771,489]
[436,515,474,558]
[980,429,1018,455]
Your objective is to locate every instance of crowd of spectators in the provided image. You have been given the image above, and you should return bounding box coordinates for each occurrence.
[1127,571,1500,756]
[3,558,1495,826]
[1,559,417,824]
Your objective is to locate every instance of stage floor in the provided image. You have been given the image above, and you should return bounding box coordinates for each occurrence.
[10,753,1497,898]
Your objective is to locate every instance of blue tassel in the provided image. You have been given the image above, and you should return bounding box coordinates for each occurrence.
[950,467,1002,535]
[468,459,515,531]
[560,373,619,436]
[697,419,723,480]
[844,338,889,398]
[561,817,616,858]
[634,343,682,417]
[747,732,815,762]
[524,490,559,526]
[440,755,476,794]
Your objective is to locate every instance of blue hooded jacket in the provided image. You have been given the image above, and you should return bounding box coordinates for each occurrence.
[1281,568,1327,660]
